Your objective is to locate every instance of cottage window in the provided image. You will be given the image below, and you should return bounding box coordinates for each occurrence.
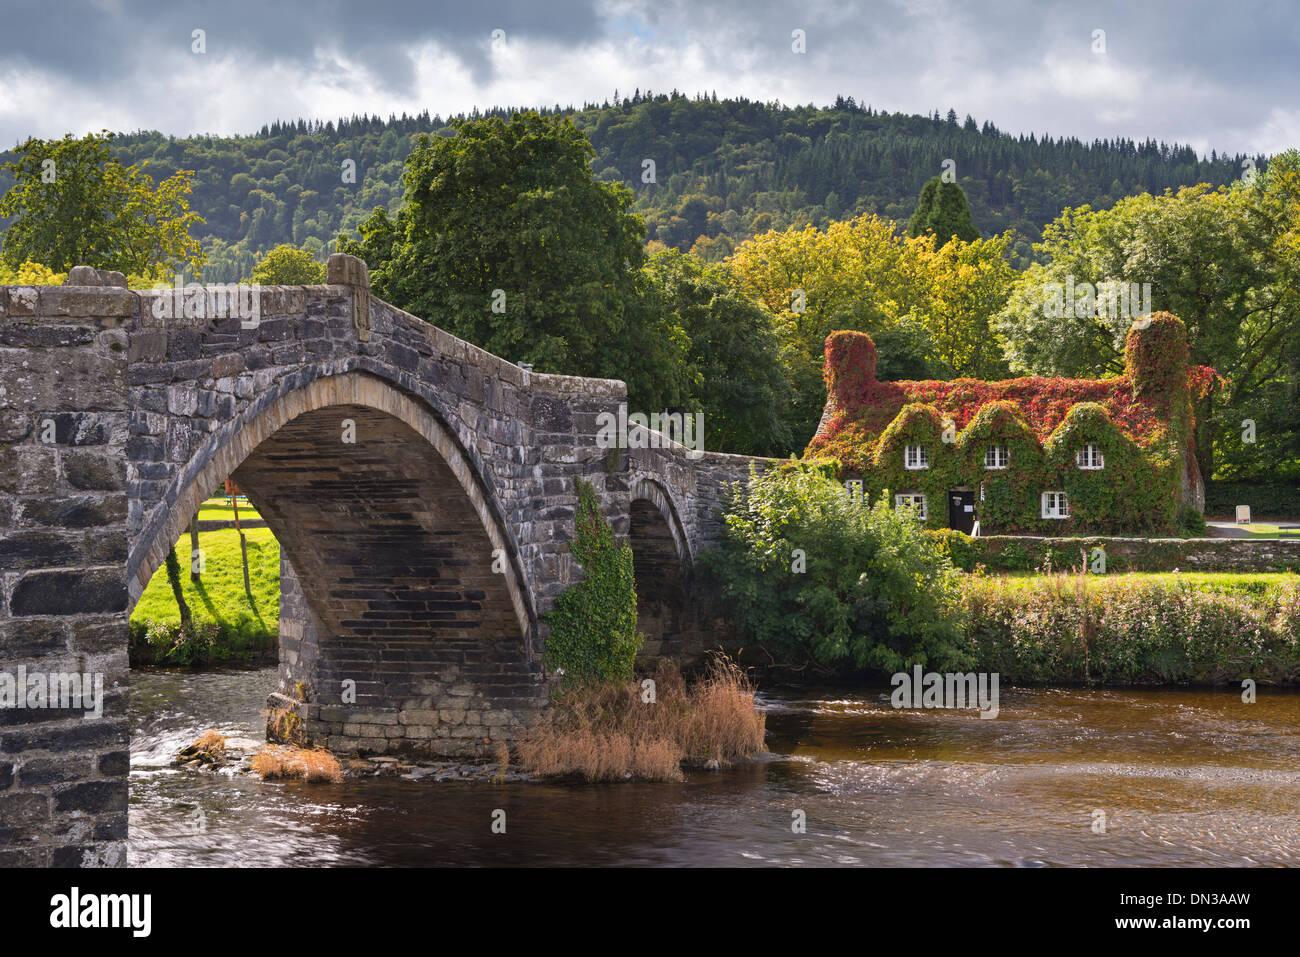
[895,492,927,520]
[1041,491,1070,519]
[1075,444,1105,470]
[904,445,929,470]
[984,445,1009,469]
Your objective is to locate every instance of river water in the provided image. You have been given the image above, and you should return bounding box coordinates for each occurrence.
[129,666,1300,867]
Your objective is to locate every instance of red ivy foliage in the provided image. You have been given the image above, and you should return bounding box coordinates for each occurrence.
[807,314,1213,467]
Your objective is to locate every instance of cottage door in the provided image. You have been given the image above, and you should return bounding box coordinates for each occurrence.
[948,489,975,533]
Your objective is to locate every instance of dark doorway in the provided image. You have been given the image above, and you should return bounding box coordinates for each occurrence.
[948,488,975,533]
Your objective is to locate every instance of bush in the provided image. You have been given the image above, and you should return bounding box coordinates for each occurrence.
[544,479,642,687]
[1177,506,1208,537]
[142,620,219,667]
[923,528,980,572]
[700,462,969,674]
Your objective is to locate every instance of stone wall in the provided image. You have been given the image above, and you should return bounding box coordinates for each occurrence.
[0,277,131,867]
[962,534,1300,573]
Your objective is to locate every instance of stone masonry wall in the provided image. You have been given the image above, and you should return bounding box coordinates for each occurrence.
[0,277,131,867]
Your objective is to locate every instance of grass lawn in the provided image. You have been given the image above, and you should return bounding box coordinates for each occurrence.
[988,569,1299,597]
[1234,523,1297,538]
[196,497,262,522]
[130,525,280,660]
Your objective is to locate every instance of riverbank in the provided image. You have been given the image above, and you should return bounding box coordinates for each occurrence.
[959,569,1300,685]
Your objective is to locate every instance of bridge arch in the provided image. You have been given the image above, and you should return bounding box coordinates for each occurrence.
[628,477,693,657]
[128,370,535,646]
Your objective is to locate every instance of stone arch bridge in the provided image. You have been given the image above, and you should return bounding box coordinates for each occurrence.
[0,256,764,865]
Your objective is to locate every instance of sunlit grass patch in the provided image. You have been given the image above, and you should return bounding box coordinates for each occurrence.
[130,525,279,662]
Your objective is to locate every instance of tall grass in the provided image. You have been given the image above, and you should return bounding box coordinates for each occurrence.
[960,570,1300,684]
[517,657,766,782]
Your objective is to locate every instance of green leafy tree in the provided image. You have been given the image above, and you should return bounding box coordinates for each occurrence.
[907,176,980,246]
[544,480,642,687]
[339,112,646,377]
[251,243,326,285]
[0,131,204,277]
[641,250,793,455]
[993,181,1300,478]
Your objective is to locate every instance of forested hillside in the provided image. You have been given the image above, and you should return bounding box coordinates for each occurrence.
[0,92,1258,281]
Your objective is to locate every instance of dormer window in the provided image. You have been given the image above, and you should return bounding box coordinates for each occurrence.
[895,492,927,519]
[1076,444,1105,470]
[984,445,1009,469]
[904,445,929,470]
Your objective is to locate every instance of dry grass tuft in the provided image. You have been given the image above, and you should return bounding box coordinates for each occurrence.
[517,655,766,782]
[177,728,227,764]
[249,745,343,783]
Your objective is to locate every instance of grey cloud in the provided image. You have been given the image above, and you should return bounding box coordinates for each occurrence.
[0,0,1294,155]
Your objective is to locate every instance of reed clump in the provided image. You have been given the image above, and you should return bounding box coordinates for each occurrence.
[249,745,343,783]
[517,656,766,782]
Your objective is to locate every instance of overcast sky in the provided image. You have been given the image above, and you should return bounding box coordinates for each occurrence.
[0,0,1295,157]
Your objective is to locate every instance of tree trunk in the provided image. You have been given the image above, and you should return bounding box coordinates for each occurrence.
[239,531,252,601]
[1194,395,1217,489]
[230,483,253,600]
[189,514,201,581]
[165,546,192,627]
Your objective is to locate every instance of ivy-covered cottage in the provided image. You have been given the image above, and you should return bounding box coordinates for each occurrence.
[805,312,1215,535]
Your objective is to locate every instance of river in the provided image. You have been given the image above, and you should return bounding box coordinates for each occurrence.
[129,666,1300,866]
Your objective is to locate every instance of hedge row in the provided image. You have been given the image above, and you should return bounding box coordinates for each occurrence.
[959,574,1300,684]
[1204,481,1300,518]
[925,529,1300,573]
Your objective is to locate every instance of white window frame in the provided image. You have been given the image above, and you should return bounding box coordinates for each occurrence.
[904,444,929,470]
[984,445,1009,470]
[1041,491,1070,519]
[1075,444,1105,470]
[895,492,927,520]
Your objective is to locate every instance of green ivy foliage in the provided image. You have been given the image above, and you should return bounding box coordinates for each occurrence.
[1044,402,1176,533]
[543,479,642,687]
[844,397,1182,535]
[867,403,961,526]
[955,400,1044,530]
[700,462,969,674]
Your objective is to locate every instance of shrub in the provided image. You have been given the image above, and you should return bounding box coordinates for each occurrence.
[543,479,642,687]
[143,619,219,666]
[1177,506,1208,537]
[924,528,980,572]
[700,461,969,674]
